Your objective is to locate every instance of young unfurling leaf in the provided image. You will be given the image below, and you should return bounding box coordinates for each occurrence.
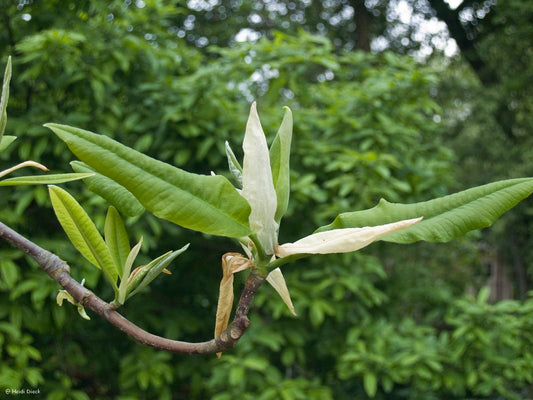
[48,185,118,289]
[126,244,189,299]
[225,141,243,187]
[105,206,131,278]
[269,106,293,223]
[117,237,143,305]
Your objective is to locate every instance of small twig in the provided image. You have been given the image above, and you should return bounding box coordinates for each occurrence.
[0,220,264,355]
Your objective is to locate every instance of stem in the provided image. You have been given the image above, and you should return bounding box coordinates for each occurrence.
[0,220,264,355]
[268,252,307,270]
[248,233,271,276]
[0,160,49,179]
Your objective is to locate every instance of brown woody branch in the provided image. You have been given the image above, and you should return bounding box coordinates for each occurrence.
[0,220,264,355]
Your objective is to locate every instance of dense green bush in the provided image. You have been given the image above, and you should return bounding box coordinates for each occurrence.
[1,2,533,399]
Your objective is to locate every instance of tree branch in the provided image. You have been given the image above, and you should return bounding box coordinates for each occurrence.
[0,220,264,355]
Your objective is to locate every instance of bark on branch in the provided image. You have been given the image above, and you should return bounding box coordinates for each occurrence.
[0,220,264,355]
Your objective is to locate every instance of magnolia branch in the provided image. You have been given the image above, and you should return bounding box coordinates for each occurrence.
[0,220,264,355]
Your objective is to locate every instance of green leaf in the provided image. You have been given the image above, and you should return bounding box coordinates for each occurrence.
[105,206,131,278]
[118,237,143,305]
[317,178,533,243]
[0,56,12,141]
[269,107,293,223]
[71,161,144,217]
[225,141,243,187]
[0,135,16,152]
[46,124,251,238]
[48,185,118,288]
[363,372,378,397]
[0,173,93,186]
[127,244,189,299]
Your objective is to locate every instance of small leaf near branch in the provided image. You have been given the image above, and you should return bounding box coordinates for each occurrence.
[126,244,189,299]
[117,237,143,305]
[105,206,131,278]
[56,279,91,320]
[48,185,118,289]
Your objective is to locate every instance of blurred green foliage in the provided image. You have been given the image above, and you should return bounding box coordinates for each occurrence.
[0,1,532,399]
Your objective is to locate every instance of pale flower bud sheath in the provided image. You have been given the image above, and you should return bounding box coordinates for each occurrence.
[241,102,279,255]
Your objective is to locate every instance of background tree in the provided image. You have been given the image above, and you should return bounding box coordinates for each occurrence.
[1,0,533,399]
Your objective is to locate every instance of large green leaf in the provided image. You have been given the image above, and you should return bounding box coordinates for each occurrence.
[269,107,293,223]
[316,178,533,243]
[71,161,144,217]
[49,185,118,288]
[46,124,251,238]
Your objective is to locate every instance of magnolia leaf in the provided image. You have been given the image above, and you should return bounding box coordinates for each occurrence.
[126,259,165,296]
[117,237,143,305]
[0,135,16,152]
[214,253,251,358]
[0,56,12,141]
[126,252,178,293]
[241,103,278,254]
[46,123,251,238]
[269,106,293,223]
[266,267,296,316]
[276,218,422,257]
[71,161,144,217]
[225,141,243,187]
[105,206,131,278]
[127,244,189,299]
[48,185,118,289]
[0,173,92,186]
[316,178,533,243]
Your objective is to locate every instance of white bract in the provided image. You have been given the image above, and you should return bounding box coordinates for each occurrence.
[275,217,423,257]
[241,102,279,255]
